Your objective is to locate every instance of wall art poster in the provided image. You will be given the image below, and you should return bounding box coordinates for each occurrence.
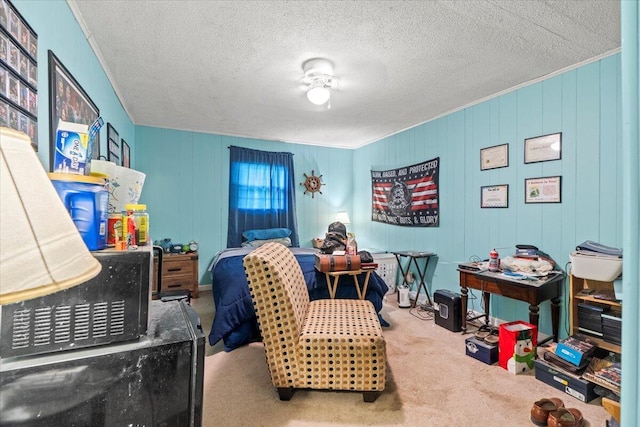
[371,157,440,227]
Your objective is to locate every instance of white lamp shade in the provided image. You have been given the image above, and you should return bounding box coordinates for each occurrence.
[0,127,101,305]
[307,85,331,105]
[336,211,351,224]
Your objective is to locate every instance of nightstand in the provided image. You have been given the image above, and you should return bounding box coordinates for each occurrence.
[153,252,199,298]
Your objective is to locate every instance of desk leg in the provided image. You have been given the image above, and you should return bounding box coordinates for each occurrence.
[528,304,540,332]
[360,270,371,300]
[460,286,468,334]
[550,297,560,343]
[325,273,339,299]
[482,292,490,325]
[352,274,363,300]
[412,258,433,307]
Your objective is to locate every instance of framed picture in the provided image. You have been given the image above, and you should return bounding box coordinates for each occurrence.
[48,50,99,170]
[2,1,38,150]
[480,144,509,171]
[481,184,509,208]
[121,139,130,168]
[107,123,120,165]
[524,132,562,164]
[525,176,562,204]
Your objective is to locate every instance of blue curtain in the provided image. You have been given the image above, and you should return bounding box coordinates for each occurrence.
[227,146,299,248]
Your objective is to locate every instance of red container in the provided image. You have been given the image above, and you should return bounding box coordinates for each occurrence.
[107,213,123,247]
[498,320,537,374]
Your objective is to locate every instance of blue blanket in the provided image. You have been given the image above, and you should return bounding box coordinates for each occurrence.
[208,247,389,351]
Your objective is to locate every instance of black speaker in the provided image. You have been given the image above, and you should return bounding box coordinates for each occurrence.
[434,289,462,332]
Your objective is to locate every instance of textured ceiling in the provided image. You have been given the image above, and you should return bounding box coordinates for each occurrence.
[67,0,620,149]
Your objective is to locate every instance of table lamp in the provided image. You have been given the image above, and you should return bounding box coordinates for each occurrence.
[0,127,101,305]
[335,211,350,225]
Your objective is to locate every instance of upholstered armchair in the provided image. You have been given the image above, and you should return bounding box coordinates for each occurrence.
[243,242,386,402]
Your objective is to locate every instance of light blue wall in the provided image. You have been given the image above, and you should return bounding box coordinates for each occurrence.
[134,126,353,281]
[137,55,622,343]
[354,54,622,339]
[13,0,134,169]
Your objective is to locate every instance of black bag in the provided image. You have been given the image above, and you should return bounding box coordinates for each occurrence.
[358,250,374,263]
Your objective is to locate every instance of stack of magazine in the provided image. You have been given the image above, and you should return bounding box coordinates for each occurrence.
[583,357,621,395]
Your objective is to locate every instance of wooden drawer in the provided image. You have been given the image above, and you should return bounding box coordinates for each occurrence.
[162,258,195,276]
[154,252,199,298]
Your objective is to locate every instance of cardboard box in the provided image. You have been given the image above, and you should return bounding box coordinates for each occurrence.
[52,120,91,175]
[465,336,498,365]
[498,320,537,374]
[534,359,598,403]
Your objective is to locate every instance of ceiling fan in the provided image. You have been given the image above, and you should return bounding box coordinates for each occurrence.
[301,58,339,109]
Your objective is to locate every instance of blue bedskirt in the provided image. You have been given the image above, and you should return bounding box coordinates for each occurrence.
[207,247,389,351]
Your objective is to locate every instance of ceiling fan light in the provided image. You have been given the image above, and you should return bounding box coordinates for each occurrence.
[307,85,330,105]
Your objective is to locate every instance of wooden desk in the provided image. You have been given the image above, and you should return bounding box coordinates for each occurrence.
[458,268,563,343]
[324,269,372,300]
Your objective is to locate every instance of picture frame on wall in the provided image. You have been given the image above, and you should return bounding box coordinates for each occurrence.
[107,123,120,165]
[48,50,99,170]
[481,184,509,208]
[480,143,509,171]
[524,132,562,164]
[121,139,130,168]
[1,0,38,150]
[525,176,562,204]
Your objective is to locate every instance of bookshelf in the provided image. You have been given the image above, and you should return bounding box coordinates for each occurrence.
[569,273,621,422]
[569,274,621,354]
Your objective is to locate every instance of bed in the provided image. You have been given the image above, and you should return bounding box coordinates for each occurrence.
[208,247,390,351]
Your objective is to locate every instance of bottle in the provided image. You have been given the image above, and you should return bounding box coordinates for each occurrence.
[347,232,358,256]
[489,249,500,272]
[125,204,150,246]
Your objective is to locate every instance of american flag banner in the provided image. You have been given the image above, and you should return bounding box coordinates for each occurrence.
[371,157,439,227]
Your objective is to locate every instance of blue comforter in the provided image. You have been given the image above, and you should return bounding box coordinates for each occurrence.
[208,247,389,351]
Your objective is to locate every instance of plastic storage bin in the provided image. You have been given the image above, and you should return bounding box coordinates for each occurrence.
[570,252,622,281]
[49,173,109,250]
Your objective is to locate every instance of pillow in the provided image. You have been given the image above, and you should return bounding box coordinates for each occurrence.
[241,237,292,248]
[242,228,291,242]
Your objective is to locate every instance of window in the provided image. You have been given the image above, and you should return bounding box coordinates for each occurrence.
[227,146,299,248]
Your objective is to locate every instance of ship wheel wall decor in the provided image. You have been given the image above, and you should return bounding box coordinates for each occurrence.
[301,170,324,198]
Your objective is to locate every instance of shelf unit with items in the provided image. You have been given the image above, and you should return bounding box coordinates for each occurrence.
[569,272,622,423]
[569,274,621,354]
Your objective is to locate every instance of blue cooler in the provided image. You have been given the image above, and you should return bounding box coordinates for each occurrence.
[49,173,109,250]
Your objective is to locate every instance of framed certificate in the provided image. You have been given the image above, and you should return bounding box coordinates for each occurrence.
[480,144,509,170]
[481,184,509,208]
[525,176,562,203]
[524,132,562,164]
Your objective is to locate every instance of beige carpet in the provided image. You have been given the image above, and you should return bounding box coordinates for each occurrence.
[191,291,610,426]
